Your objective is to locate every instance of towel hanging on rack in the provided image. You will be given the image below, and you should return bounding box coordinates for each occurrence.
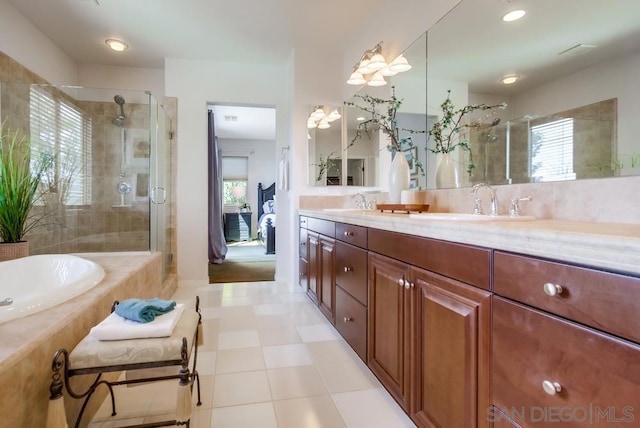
[278,158,289,190]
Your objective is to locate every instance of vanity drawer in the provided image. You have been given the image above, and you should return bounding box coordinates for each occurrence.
[307,217,335,238]
[494,251,640,344]
[335,241,367,305]
[335,285,367,361]
[493,297,640,428]
[336,223,367,249]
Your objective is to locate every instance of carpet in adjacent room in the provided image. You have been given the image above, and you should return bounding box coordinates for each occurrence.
[208,260,275,283]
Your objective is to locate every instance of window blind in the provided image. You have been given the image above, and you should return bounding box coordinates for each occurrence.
[30,87,92,205]
[530,118,576,182]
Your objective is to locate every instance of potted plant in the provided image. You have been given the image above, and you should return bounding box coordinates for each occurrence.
[0,124,53,260]
[428,90,506,188]
[346,86,425,202]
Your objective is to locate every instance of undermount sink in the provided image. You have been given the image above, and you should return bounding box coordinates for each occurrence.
[409,213,536,222]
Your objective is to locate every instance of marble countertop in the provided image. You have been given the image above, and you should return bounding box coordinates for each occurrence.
[298,209,640,276]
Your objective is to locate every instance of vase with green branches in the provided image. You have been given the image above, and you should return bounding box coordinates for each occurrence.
[428,90,506,186]
[0,124,54,252]
[346,86,425,173]
[346,86,426,202]
[311,151,338,183]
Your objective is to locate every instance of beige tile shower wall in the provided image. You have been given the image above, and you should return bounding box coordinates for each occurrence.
[1,50,151,253]
[25,99,151,254]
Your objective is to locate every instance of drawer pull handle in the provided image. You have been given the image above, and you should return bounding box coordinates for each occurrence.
[344,266,352,272]
[397,279,405,287]
[343,317,353,322]
[404,281,414,290]
[301,242,306,246]
[344,231,354,236]
[543,282,563,297]
[542,380,562,395]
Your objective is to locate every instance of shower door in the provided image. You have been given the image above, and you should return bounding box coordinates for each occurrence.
[149,95,173,278]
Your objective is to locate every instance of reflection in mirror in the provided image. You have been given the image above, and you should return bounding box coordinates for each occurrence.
[343,32,428,188]
[426,0,640,189]
[307,105,342,186]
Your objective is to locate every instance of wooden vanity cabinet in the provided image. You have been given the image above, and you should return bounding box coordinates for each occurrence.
[367,228,492,427]
[492,251,640,428]
[304,218,336,322]
[298,217,308,290]
[368,252,413,412]
[334,222,368,361]
[412,266,491,428]
[493,297,640,428]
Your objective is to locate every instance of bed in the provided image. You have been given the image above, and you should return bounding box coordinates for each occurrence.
[257,182,276,255]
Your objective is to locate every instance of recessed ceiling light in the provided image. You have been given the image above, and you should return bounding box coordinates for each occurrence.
[500,74,520,85]
[356,117,366,121]
[502,10,526,22]
[105,39,128,52]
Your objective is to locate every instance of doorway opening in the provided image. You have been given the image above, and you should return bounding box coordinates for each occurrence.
[207,104,277,283]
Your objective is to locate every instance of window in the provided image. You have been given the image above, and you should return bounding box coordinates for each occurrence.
[30,86,92,205]
[530,118,576,182]
[222,156,248,206]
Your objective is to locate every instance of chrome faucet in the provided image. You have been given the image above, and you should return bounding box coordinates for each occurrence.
[471,183,498,216]
[353,193,367,209]
[352,193,375,210]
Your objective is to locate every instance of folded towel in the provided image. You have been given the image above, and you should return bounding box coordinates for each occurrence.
[90,303,185,341]
[115,298,177,323]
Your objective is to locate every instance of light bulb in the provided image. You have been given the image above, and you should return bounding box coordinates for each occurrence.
[105,39,128,52]
[347,71,366,85]
[367,71,387,87]
[389,55,412,72]
[327,109,341,122]
[367,53,387,70]
[317,119,330,129]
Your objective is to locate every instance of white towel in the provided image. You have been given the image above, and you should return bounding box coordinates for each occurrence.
[278,158,289,190]
[89,303,185,341]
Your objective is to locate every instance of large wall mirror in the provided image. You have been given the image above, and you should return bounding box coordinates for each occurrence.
[341,33,428,188]
[426,0,640,189]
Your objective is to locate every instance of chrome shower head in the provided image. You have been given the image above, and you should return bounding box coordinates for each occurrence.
[112,94,126,126]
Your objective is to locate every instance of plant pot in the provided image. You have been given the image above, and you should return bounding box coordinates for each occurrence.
[388,151,410,203]
[435,152,461,189]
[0,241,29,262]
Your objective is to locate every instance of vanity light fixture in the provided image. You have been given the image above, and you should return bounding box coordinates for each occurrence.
[105,39,128,52]
[307,106,341,129]
[502,9,526,22]
[346,41,412,86]
[500,74,520,85]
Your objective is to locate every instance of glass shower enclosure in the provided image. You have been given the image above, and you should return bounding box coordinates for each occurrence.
[0,83,173,277]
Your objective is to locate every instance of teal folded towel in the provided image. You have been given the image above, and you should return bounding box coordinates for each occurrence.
[114,298,177,323]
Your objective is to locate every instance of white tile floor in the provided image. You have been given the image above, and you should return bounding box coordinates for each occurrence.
[88,280,416,428]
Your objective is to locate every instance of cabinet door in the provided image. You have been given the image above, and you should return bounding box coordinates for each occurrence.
[411,266,491,428]
[368,252,412,411]
[493,297,640,428]
[307,232,319,304]
[318,236,335,324]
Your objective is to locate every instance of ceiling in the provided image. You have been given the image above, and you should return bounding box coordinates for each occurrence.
[8,0,384,140]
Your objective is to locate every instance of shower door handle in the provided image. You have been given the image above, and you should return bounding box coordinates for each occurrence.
[151,187,166,204]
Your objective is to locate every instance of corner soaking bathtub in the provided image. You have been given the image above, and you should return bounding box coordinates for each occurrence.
[0,254,105,324]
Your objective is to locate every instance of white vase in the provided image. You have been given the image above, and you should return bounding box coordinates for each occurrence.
[388,151,410,203]
[435,152,461,189]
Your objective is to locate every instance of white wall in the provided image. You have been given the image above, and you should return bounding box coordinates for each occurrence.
[0,0,77,84]
[78,64,165,99]
[165,58,289,285]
